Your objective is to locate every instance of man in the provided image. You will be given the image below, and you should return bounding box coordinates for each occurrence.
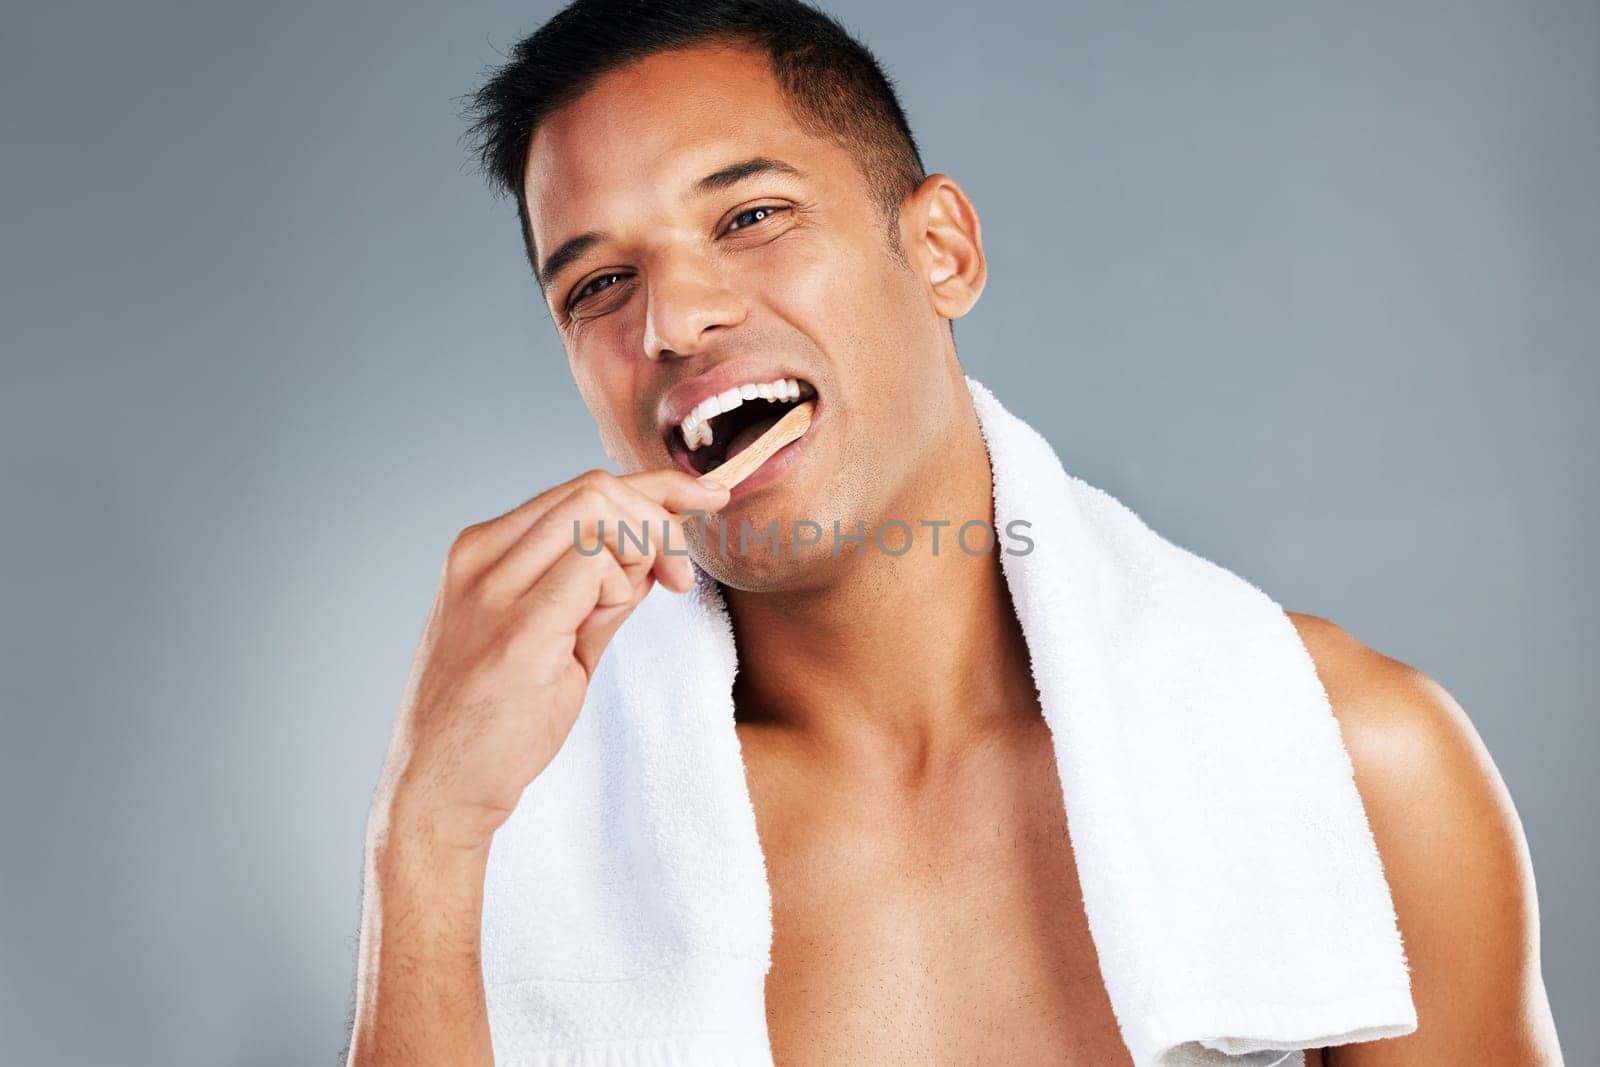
[346,1,1562,1063]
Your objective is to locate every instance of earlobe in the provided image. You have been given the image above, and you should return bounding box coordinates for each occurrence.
[911,173,987,320]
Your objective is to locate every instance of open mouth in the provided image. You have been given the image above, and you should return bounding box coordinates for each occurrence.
[668,376,818,476]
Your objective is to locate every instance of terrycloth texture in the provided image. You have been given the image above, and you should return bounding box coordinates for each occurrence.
[482,377,1417,1066]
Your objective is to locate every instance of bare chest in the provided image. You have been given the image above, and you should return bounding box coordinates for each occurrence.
[738,719,1136,1066]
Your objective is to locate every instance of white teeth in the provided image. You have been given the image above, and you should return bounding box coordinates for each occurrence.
[679,414,703,451]
[676,376,808,451]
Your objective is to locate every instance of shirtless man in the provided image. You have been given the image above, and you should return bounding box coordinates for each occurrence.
[345,2,1562,1063]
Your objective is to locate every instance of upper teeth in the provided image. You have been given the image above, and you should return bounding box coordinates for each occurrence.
[678,377,804,451]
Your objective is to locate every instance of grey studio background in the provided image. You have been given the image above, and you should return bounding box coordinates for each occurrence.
[1,1,1594,1063]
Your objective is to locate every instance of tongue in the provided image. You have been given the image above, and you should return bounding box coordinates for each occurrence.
[723,409,786,465]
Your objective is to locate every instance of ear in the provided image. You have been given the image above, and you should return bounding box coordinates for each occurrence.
[900,173,987,320]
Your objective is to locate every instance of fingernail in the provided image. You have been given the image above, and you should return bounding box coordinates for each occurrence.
[698,476,728,492]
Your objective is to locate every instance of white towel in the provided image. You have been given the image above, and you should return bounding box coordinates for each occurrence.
[481,376,1417,1066]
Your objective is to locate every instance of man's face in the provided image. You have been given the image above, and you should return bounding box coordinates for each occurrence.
[523,42,970,591]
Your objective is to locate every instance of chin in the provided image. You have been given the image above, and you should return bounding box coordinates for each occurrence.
[690,541,857,594]
[684,506,864,594]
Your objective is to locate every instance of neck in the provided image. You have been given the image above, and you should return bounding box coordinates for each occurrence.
[722,390,1038,782]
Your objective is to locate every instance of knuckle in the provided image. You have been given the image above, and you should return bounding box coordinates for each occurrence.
[572,485,614,517]
[446,523,492,575]
[583,543,627,581]
[451,521,489,552]
[574,468,614,492]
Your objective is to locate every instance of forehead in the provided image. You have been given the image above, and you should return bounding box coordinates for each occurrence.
[523,43,848,263]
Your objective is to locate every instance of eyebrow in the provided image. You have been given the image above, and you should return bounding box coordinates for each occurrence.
[536,156,807,294]
[693,155,804,195]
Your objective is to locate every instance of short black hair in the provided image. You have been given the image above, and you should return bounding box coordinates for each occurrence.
[463,0,928,289]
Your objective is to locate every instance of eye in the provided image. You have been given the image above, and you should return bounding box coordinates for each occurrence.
[568,271,628,312]
[726,204,787,232]
[564,206,788,317]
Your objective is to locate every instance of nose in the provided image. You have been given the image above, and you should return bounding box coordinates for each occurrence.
[640,253,747,362]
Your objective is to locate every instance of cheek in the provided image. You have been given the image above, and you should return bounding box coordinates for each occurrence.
[772,236,921,379]
[755,234,840,311]
[753,230,894,363]
[571,364,640,463]
[778,229,885,314]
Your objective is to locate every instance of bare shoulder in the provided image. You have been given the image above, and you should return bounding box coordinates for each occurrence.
[1285,611,1490,787]
[1282,611,1564,1065]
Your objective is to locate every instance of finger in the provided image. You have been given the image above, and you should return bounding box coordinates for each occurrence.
[590,474,728,589]
[481,480,678,606]
[457,469,726,582]
[450,472,604,569]
[573,571,657,676]
[617,468,731,515]
[514,544,634,680]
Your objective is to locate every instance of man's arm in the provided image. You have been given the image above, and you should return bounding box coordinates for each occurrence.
[1289,613,1564,1065]
[342,470,731,1064]
[345,802,495,1065]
